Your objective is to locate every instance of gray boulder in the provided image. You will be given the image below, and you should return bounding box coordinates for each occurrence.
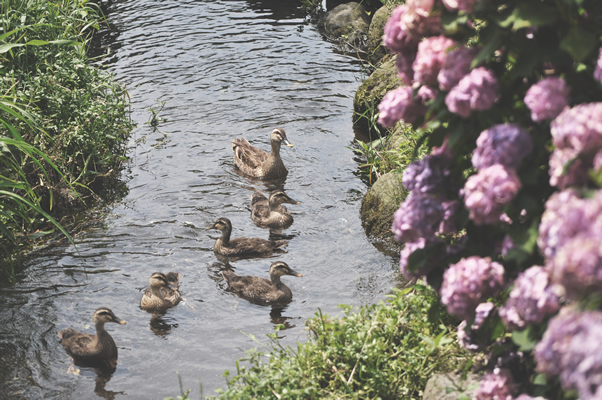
[318,2,370,51]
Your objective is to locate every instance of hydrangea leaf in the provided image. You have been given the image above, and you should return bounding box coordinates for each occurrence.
[560,26,597,62]
[512,327,538,351]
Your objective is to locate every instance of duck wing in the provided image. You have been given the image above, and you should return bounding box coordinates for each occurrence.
[228,237,288,255]
[251,193,271,222]
[160,286,182,306]
[231,138,269,171]
[223,273,275,301]
[58,329,95,358]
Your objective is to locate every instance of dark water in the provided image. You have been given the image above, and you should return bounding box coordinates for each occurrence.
[0,0,403,398]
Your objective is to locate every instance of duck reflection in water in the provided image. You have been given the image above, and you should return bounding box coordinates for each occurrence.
[140,271,182,336]
[270,306,296,331]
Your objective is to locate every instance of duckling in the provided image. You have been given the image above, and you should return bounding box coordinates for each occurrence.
[251,191,300,229]
[58,307,126,368]
[231,127,293,179]
[223,261,302,305]
[140,272,182,313]
[207,217,288,258]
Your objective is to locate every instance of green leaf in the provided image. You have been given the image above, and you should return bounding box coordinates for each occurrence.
[512,327,538,351]
[471,26,502,68]
[492,2,558,30]
[560,26,597,62]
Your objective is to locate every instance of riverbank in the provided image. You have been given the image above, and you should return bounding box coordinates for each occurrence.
[0,0,133,277]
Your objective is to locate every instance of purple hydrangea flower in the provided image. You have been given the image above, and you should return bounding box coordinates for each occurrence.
[514,395,548,400]
[535,307,602,399]
[472,124,533,170]
[438,47,479,91]
[595,47,602,85]
[442,0,478,13]
[439,200,458,234]
[498,266,561,330]
[498,234,515,257]
[392,191,445,243]
[550,234,602,299]
[445,67,499,117]
[395,51,416,85]
[402,144,452,194]
[378,86,426,127]
[548,147,589,189]
[551,103,602,154]
[594,149,602,172]
[458,302,496,351]
[537,189,602,260]
[524,77,570,122]
[413,36,456,86]
[475,368,516,400]
[463,165,521,225]
[440,256,505,320]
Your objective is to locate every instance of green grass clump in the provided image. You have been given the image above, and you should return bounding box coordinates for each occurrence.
[209,285,470,399]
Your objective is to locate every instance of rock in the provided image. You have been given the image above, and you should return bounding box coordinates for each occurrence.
[353,55,402,132]
[360,170,407,239]
[367,6,393,64]
[422,373,481,400]
[317,2,370,51]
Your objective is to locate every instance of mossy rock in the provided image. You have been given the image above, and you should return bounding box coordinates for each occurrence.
[367,5,393,64]
[317,2,370,50]
[353,55,402,131]
[360,170,407,240]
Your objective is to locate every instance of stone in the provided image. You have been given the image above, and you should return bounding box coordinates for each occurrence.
[317,2,370,51]
[422,373,481,400]
[360,170,407,239]
[367,6,393,64]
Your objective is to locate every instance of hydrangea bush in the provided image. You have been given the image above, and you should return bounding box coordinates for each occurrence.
[380,0,602,398]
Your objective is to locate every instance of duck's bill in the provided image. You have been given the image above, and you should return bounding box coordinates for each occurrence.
[283,138,293,147]
[289,269,303,277]
[287,198,301,205]
[115,318,127,325]
[206,224,215,230]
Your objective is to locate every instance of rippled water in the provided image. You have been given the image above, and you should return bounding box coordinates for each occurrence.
[0,0,404,398]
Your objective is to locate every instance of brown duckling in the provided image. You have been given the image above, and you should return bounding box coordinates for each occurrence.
[140,272,182,313]
[231,127,293,179]
[58,307,126,368]
[223,261,302,305]
[207,217,288,258]
[251,191,300,229]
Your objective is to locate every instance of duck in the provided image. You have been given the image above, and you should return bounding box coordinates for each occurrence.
[251,190,300,229]
[231,127,293,179]
[222,261,302,305]
[58,307,126,368]
[140,272,182,313]
[207,217,288,258]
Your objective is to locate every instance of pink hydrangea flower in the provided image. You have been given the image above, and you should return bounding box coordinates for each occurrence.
[550,234,602,299]
[472,124,533,170]
[537,189,602,260]
[396,51,416,85]
[378,86,426,127]
[438,47,479,91]
[392,191,444,243]
[551,102,602,154]
[440,256,505,319]
[463,165,521,225]
[498,266,561,330]
[402,142,452,194]
[548,147,589,189]
[524,77,570,122]
[413,36,456,86]
[475,368,516,400]
[445,67,499,117]
[535,307,602,399]
[594,149,602,172]
[383,6,417,54]
[595,47,602,85]
[382,0,440,54]
[417,85,438,103]
[439,200,458,234]
[442,0,479,13]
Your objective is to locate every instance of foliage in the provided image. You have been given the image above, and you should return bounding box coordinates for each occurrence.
[380,0,602,398]
[209,286,471,399]
[0,0,133,270]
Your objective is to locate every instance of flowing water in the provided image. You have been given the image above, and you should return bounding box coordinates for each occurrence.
[0,0,404,398]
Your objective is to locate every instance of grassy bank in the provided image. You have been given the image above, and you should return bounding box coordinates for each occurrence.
[0,0,133,273]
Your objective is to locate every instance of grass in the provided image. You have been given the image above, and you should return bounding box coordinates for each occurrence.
[175,285,472,399]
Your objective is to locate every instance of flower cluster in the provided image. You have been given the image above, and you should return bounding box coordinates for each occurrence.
[438,47,479,91]
[535,308,602,399]
[402,142,452,194]
[463,164,521,225]
[413,35,455,86]
[549,102,602,187]
[524,77,570,122]
[377,86,426,127]
[474,368,516,400]
[440,256,505,319]
[595,47,602,85]
[472,124,533,170]
[498,266,561,330]
[392,191,444,243]
[445,67,499,118]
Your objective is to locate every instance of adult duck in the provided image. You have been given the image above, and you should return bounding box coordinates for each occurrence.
[231,127,293,179]
[207,217,288,258]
